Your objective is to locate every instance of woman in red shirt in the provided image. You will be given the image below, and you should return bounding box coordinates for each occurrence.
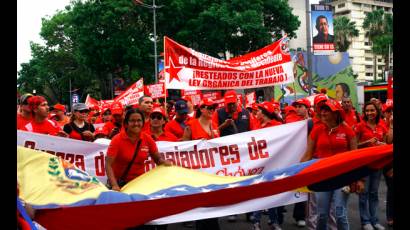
[355,101,392,230]
[182,98,219,141]
[105,108,171,192]
[257,101,283,128]
[300,99,360,230]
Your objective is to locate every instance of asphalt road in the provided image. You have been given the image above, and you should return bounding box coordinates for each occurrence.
[167,176,390,230]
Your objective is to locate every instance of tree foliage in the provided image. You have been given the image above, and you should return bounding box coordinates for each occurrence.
[18,0,300,102]
[333,16,359,52]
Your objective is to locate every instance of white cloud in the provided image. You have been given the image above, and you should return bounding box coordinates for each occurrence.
[17,0,71,76]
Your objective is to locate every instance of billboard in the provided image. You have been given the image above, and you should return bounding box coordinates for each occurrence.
[311,4,335,55]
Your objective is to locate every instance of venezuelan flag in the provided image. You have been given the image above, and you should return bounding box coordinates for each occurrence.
[17,145,392,229]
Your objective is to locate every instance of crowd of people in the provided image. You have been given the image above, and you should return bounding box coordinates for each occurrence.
[17,90,393,230]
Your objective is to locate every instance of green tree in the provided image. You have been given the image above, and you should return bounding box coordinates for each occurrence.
[363,9,393,82]
[333,16,359,52]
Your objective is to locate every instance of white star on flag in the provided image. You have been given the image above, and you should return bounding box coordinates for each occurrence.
[173,187,188,192]
[274,173,289,180]
[227,183,241,188]
[201,188,213,193]
[149,193,168,200]
[251,176,266,185]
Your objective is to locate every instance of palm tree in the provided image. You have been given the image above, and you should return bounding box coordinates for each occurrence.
[334,16,359,52]
[363,9,393,83]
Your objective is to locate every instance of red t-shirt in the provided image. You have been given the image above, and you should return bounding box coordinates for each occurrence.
[249,114,261,130]
[17,114,32,130]
[354,121,387,148]
[260,119,282,129]
[145,129,178,142]
[344,109,360,128]
[285,113,303,123]
[164,119,186,139]
[21,119,62,136]
[107,130,158,182]
[310,123,356,158]
[188,118,219,140]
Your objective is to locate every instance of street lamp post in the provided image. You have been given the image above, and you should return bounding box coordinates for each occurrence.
[134,0,163,83]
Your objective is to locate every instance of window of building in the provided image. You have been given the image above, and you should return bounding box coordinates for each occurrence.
[338,3,345,8]
[378,59,382,62]
[365,65,373,69]
[365,73,373,77]
[378,66,383,70]
[364,41,372,46]
[365,50,373,54]
[365,57,373,61]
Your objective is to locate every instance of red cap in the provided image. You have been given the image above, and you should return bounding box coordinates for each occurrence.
[182,95,192,103]
[382,100,393,112]
[319,99,343,112]
[224,90,237,104]
[111,102,123,115]
[151,107,166,117]
[94,126,108,136]
[258,101,275,114]
[200,98,218,107]
[252,103,259,111]
[292,98,311,108]
[284,105,297,115]
[53,103,66,112]
[314,94,328,106]
[27,96,47,111]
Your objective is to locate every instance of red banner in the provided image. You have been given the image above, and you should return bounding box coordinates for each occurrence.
[387,74,393,100]
[202,91,222,100]
[164,36,294,90]
[181,90,202,106]
[114,78,144,106]
[144,83,166,99]
[85,94,99,109]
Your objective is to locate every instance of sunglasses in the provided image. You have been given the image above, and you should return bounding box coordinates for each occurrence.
[150,114,164,120]
[76,110,89,114]
[204,106,215,111]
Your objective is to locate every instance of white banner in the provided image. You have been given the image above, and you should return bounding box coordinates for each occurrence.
[17,120,308,223]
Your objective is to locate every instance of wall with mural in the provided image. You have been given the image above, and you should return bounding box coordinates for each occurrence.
[274,51,360,111]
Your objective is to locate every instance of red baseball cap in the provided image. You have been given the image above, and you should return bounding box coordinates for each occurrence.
[53,103,66,112]
[224,90,237,104]
[284,105,297,115]
[111,102,123,115]
[314,94,328,106]
[200,98,218,107]
[151,107,166,117]
[258,101,275,114]
[94,126,108,136]
[319,99,343,112]
[252,103,259,111]
[292,98,311,108]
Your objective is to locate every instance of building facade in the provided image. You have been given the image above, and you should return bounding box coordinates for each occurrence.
[288,0,393,83]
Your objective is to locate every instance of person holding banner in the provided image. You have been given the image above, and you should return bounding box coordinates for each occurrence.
[21,95,68,137]
[105,108,172,191]
[355,101,391,230]
[17,93,33,130]
[63,103,95,142]
[300,99,360,230]
[251,101,284,230]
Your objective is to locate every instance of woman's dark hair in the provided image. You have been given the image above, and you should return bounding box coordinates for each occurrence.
[195,104,216,118]
[123,108,145,126]
[362,101,381,124]
[259,107,280,121]
[336,83,350,97]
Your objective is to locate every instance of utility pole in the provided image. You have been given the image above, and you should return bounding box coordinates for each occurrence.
[305,0,313,95]
[134,0,163,83]
[69,77,72,111]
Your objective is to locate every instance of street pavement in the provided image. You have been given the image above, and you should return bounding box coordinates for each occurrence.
[166,176,390,230]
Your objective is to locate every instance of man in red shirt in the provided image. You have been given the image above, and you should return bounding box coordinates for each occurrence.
[164,100,189,140]
[17,94,33,130]
[341,97,360,128]
[51,103,70,128]
[138,95,154,132]
[103,102,124,139]
[292,98,311,121]
[146,107,178,141]
[21,96,68,137]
